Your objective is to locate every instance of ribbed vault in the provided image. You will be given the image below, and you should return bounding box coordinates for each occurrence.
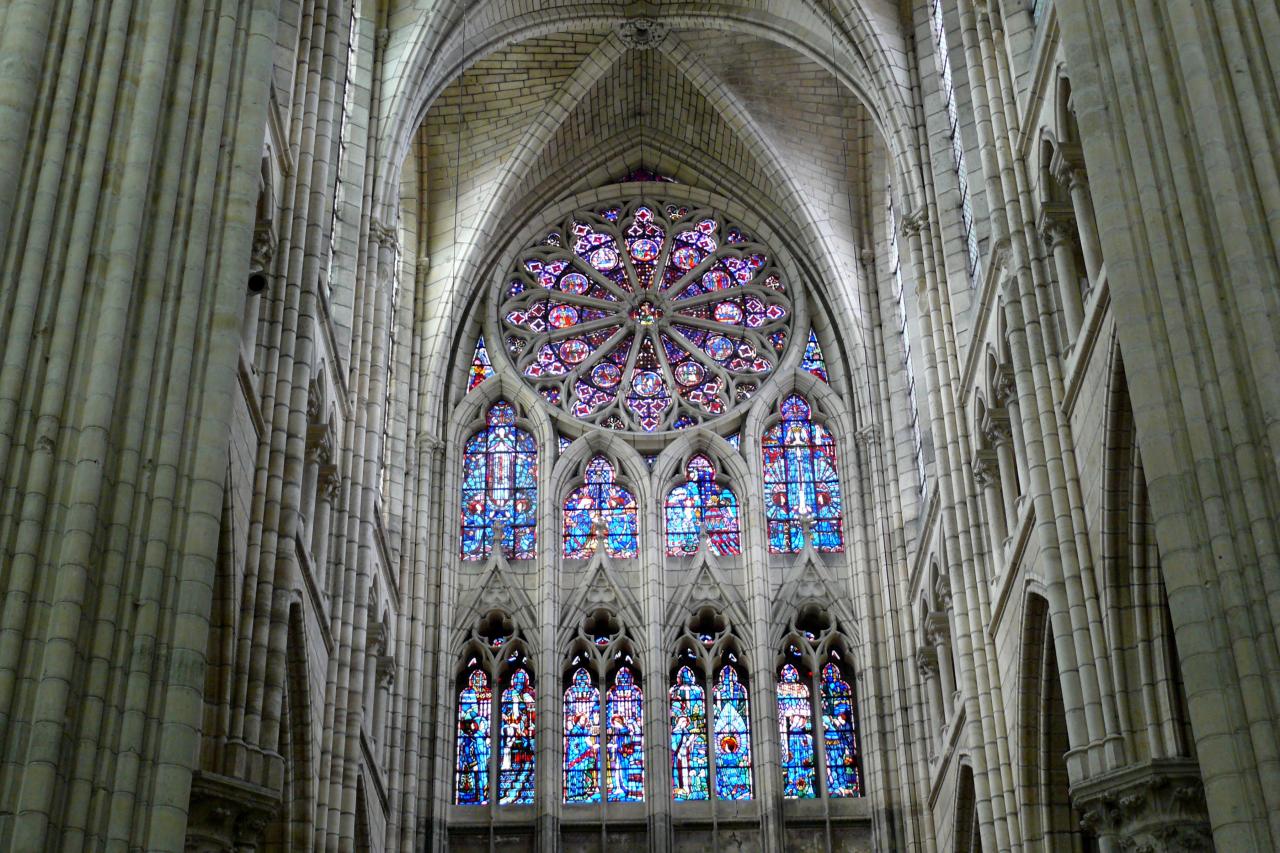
[406,23,891,438]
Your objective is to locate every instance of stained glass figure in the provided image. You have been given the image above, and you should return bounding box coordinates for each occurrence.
[606,668,645,801]
[499,201,793,431]
[455,668,492,804]
[762,395,844,553]
[562,455,638,558]
[563,668,601,803]
[669,666,709,801]
[777,664,817,799]
[822,662,861,797]
[713,665,753,800]
[460,402,538,559]
[664,454,741,556]
[467,336,496,391]
[498,668,536,804]
[800,330,829,383]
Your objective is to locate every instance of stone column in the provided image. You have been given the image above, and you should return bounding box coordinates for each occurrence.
[311,466,339,594]
[926,610,957,721]
[984,419,1019,527]
[915,647,943,756]
[1072,759,1211,852]
[1038,205,1086,341]
[973,451,1007,558]
[1053,148,1104,288]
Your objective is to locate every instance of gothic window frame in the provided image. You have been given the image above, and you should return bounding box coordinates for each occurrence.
[561,453,640,559]
[561,613,647,805]
[458,399,539,561]
[662,451,743,557]
[760,392,846,554]
[775,609,864,801]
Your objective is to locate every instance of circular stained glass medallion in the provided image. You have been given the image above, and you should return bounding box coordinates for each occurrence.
[498,199,795,432]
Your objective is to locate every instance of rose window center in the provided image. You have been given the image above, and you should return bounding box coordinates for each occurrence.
[630,299,663,326]
[498,199,796,433]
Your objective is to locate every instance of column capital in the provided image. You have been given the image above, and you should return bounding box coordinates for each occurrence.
[1071,759,1210,852]
[901,208,930,238]
[1036,201,1078,248]
[972,451,998,488]
[982,415,1012,449]
[924,610,951,647]
[915,645,939,678]
[184,771,280,853]
[320,465,343,500]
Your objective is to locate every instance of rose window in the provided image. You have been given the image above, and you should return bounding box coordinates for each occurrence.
[497,200,795,432]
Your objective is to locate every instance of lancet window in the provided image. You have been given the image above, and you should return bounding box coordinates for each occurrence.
[562,615,645,804]
[562,455,638,558]
[664,453,741,556]
[776,612,863,799]
[453,616,537,807]
[459,401,537,560]
[762,395,844,553]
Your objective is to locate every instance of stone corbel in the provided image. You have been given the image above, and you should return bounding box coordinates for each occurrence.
[1071,759,1211,852]
[915,645,940,679]
[972,451,998,488]
[376,653,397,688]
[933,575,953,611]
[1037,202,1077,247]
[250,222,276,276]
[185,771,280,853]
[924,610,951,648]
[1051,143,1088,191]
[306,424,333,465]
[320,465,342,501]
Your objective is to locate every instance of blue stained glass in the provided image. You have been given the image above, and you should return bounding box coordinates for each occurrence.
[563,455,638,558]
[670,666,709,801]
[558,434,573,454]
[664,454,741,556]
[467,336,496,391]
[726,432,741,450]
[606,668,645,801]
[801,330,829,383]
[564,668,601,803]
[777,664,817,799]
[498,669,537,804]
[713,665,753,800]
[455,668,492,804]
[460,402,538,560]
[822,662,861,797]
[762,395,844,553]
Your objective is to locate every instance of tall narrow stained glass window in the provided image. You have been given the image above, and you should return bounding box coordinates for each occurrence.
[664,454,741,556]
[606,668,645,801]
[822,661,861,797]
[460,401,537,560]
[762,395,844,553]
[713,665,753,800]
[467,336,496,391]
[562,455,638,558]
[777,664,817,798]
[455,667,492,804]
[564,668,601,803]
[498,668,537,804]
[669,666,710,800]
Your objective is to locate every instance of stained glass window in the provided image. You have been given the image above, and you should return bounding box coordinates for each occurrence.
[713,665,753,799]
[563,455,638,558]
[606,668,645,801]
[664,454,741,556]
[669,666,710,801]
[500,201,793,432]
[822,662,861,797]
[762,395,844,553]
[498,668,536,804]
[455,668,492,804]
[467,336,496,391]
[564,668,601,803]
[460,402,537,560]
[777,664,817,798]
[800,330,829,383]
